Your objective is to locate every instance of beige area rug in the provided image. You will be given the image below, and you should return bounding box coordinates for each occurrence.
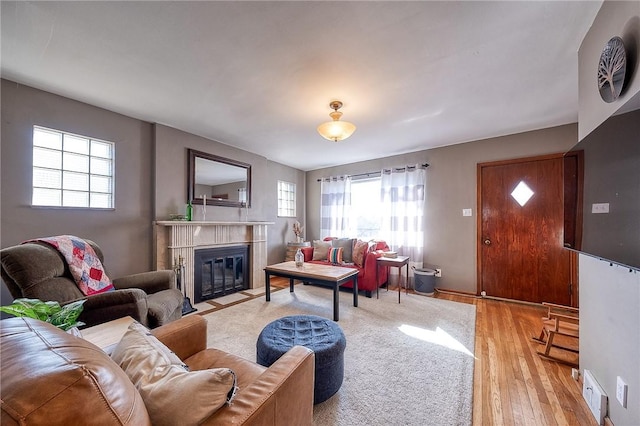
[203,284,476,426]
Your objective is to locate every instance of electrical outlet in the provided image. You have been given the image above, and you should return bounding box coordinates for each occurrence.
[616,376,628,408]
[571,368,579,381]
[434,268,442,277]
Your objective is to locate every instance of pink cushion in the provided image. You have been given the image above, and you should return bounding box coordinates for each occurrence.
[372,240,388,251]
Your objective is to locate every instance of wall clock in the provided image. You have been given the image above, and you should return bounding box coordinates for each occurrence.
[597,36,626,103]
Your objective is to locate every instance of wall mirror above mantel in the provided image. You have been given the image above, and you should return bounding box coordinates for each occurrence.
[188,149,251,208]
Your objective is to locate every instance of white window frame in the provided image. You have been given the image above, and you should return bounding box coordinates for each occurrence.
[277,180,296,217]
[32,126,115,209]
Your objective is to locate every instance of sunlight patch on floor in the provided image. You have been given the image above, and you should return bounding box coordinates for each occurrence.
[399,324,474,357]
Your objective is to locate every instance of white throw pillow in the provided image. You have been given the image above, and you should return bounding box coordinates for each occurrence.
[111,322,237,426]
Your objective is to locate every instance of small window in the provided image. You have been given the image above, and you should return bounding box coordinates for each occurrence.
[277,181,296,217]
[32,126,114,208]
[511,180,534,207]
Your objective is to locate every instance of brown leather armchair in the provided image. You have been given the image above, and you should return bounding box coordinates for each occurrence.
[0,239,183,328]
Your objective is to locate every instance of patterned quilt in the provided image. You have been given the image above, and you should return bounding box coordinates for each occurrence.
[28,235,114,296]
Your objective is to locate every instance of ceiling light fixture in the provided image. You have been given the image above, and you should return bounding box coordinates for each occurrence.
[317,101,356,142]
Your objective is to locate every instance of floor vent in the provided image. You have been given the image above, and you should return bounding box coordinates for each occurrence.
[582,369,607,425]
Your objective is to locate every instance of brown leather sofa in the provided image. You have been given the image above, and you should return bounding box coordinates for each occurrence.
[0,315,315,425]
[0,239,183,328]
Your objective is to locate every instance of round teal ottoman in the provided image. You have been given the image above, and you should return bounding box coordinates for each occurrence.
[256,315,346,404]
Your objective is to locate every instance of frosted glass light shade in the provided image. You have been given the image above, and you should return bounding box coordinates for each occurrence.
[317,101,357,142]
[317,120,357,142]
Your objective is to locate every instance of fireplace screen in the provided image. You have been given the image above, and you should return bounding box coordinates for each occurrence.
[194,245,249,302]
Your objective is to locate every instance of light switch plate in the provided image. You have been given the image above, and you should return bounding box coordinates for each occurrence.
[462,208,472,217]
[591,203,610,214]
[616,376,628,408]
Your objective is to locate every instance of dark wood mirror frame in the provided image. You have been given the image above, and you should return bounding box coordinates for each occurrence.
[188,149,251,208]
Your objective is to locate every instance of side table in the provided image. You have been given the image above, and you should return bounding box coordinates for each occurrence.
[81,316,135,354]
[285,241,311,261]
[376,255,410,303]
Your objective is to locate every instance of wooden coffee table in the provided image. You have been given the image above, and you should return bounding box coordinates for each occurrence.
[264,261,359,321]
[80,316,135,354]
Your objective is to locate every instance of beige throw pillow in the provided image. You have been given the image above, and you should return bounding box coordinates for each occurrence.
[352,239,369,268]
[111,322,237,426]
[312,240,332,261]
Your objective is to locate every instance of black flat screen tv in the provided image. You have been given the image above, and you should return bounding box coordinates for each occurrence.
[563,93,640,271]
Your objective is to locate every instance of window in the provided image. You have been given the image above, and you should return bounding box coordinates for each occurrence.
[32,126,114,208]
[277,180,296,217]
[349,177,382,239]
[511,180,534,206]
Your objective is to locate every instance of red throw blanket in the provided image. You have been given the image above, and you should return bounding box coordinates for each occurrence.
[26,235,114,296]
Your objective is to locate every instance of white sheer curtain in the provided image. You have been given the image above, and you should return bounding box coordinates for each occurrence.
[380,165,426,280]
[320,176,352,238]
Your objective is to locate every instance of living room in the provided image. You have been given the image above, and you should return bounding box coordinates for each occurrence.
[1,1,639,425]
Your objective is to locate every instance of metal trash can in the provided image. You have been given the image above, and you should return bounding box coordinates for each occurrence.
[413,268,436,295]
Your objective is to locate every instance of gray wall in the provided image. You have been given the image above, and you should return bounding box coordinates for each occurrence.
[1,79,154,279]
[306,124,577,294]
[577,2,640,424]
[579,255,639,424]
[578,1,640,140]
[153,123,306,265]
[1,81,306,303]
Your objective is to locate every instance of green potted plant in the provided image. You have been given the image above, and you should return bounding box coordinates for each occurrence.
[0,298,86,333]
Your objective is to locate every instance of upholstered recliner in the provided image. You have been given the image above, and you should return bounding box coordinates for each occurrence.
[0,239,183,328]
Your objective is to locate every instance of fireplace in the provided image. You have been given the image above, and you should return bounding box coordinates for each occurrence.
[155,221,271,302]
[194,245,249,302]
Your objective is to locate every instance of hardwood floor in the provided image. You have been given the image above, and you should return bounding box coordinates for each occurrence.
[434,291,596,426]
[240,278,595,424]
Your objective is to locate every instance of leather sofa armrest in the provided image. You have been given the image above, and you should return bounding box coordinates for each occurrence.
[113,270,176,294]
[79,288,149,327]
[203,346,315,425]
[152,315,207,361]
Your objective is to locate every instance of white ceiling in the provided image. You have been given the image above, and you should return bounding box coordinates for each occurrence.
[1,1,602,171]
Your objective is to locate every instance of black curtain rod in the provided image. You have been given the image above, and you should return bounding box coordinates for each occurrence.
[317,163,429,182]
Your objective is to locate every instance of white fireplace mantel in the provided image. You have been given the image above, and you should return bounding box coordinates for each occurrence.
[154,221,273,301]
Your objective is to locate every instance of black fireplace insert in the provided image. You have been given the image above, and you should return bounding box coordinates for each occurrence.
[193,245,249,302]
